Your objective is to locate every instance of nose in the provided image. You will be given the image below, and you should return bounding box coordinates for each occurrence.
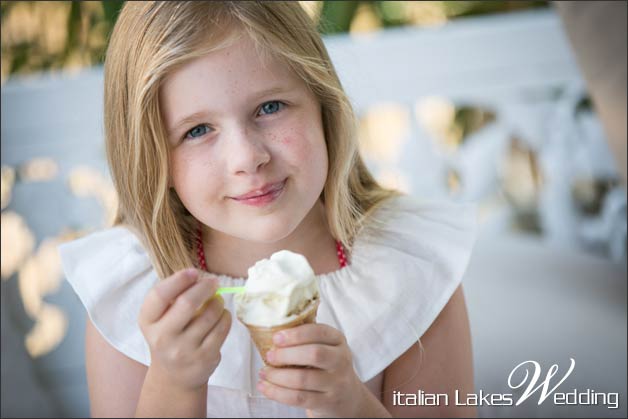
[226,124,271,175]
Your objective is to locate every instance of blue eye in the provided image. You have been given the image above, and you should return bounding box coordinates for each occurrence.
[185,124,211,140]
[258,101,285,116]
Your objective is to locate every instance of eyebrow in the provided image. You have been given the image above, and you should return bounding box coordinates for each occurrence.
[167,85,293,137]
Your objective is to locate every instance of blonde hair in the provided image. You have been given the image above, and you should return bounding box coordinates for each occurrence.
[104,1,400,279]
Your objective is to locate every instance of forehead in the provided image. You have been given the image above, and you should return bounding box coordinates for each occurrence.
[160,36,303,114]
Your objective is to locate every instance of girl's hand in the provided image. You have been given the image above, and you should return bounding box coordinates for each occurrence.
[256,324,373,418]
[138,268,231,391]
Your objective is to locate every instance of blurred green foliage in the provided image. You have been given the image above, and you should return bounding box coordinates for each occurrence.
[1,0,548,83]
[0,1,124,82]
[318,1,548,33]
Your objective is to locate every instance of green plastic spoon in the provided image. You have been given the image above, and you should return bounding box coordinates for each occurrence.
[216,286,245,295]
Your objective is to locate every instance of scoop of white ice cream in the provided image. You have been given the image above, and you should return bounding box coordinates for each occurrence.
[234,250,319,327]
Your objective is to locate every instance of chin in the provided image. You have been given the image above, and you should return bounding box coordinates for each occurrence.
[238,217,297,243]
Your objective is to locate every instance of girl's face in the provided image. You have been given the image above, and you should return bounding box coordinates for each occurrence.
[160,36,328,243]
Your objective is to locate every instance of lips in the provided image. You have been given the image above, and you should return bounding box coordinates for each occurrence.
[231,179,287,201]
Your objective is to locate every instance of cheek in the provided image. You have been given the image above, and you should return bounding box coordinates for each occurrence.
[273,125,327,170]
[277,135,309,160]
[170,150,221,201]
[170,152,194,187]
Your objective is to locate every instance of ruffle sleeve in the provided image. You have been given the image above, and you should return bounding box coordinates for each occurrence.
[316,195,477,382]
[58,226,157,366]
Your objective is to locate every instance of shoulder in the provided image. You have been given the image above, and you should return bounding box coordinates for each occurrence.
[59,225,153,288]
[359,193,477,239]
[59,225,156,365]
[352,194,477,270]
[59,225,147,265]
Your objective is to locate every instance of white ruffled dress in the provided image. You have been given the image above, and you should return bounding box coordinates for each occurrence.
[59,194,476,417]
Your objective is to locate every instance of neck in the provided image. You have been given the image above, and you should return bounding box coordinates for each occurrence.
[201,200,339,279]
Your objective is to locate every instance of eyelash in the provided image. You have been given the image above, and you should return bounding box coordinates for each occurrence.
[182,100,287,141]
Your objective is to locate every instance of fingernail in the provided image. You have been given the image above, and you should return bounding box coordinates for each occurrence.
[257,381,265,391]
[266,350,275,363]
[258,368,267,379]
[273,332,284,345]
[185,268,198,279]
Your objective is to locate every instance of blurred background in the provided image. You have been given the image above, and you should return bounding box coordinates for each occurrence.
[1,1,626,418]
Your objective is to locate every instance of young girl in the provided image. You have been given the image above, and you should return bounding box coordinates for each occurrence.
[60,2,477,417]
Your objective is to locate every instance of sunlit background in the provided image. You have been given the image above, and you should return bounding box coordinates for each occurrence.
[1,1,626,418]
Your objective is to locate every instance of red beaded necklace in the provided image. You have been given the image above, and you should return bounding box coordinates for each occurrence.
[195,225,347,272]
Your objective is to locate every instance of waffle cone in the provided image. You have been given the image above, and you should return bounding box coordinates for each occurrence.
[243,298,319,367]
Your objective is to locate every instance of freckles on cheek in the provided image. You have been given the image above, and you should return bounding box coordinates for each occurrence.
[273,133,292,146]
[275,134,314,161]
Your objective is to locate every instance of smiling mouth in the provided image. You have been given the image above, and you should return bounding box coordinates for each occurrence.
[230,178,287,203]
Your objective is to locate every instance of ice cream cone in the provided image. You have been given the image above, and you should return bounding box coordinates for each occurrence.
[243,298,319,367]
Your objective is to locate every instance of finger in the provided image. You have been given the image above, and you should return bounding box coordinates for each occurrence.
[194,272,222,315]
[139,268,198,324]
[272,324,344,348]
[257,379,325,409]
[160,276,219,332]
[194,290,223,317]
[260,366,331,392]
[267,344,336,370]
[200,309,232,351]
[183,295,225,344]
